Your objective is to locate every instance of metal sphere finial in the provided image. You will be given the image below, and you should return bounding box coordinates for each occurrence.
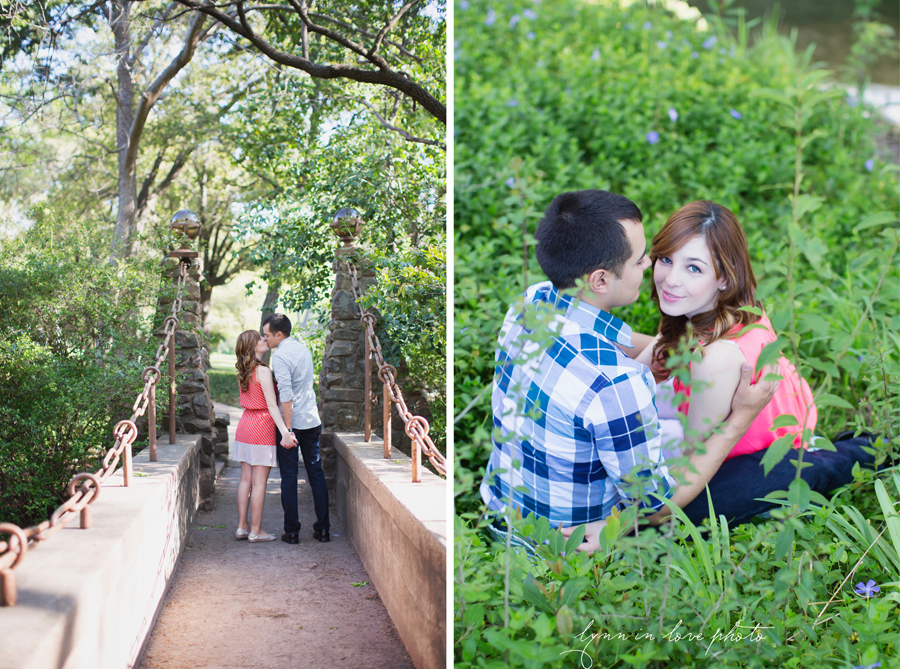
[331,208,363,252]
[169,209,201,259]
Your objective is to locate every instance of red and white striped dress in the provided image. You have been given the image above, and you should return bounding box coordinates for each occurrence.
[233,366,277,467]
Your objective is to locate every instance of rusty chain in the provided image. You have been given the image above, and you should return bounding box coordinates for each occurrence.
[346,260,446,478]
[0,261,189,599]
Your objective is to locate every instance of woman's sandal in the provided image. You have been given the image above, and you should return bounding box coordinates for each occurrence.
[248,530,277,543]
[235,527,250,540]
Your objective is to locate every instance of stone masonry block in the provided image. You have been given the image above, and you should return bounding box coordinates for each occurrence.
[332,290,360,320]
[324,387,365,402]
[328,340,357,357]
[193,393,211,419]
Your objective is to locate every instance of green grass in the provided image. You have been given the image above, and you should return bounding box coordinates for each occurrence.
[207,352,240,407]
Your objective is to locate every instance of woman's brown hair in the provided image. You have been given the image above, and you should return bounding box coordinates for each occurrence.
[649,201,762,381]
[235,330,267,393]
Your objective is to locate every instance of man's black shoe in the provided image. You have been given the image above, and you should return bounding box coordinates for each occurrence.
[281,533,300,544]
[313,529,330,543]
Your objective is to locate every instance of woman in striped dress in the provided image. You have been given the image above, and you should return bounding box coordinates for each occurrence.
[233,330,297,543]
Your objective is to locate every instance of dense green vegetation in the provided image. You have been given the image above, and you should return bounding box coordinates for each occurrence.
[454,0,899,666]
[0,215,164,527]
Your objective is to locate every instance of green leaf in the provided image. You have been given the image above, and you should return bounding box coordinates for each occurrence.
[563,524,586,556]
[772,414,799,428]
[790,194,824,220]
[816,393,855,410]
[755,339,783,374]
[787,478,811,510]
[874,479,900,567]
[811,436,837,452]
[738,305,763,316]
[775,524,795,560]
[805,358,839,378]
[559,577,589,608]
[736,323,771,337]
[521,574,554,614]
[760,434,795,476]
[855,211,897,233]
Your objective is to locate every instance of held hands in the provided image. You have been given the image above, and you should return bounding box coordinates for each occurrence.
[560,519,607,554]
[282,431,298,449]
[730,363,779,423]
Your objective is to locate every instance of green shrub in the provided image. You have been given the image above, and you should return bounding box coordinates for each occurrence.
[0,211,163,527]
[454,1,899,666]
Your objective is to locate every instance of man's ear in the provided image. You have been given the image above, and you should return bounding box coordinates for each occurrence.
[586,267,610,295]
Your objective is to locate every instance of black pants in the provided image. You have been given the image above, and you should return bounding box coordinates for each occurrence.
[682,434,877,527]
[276,425,330,534]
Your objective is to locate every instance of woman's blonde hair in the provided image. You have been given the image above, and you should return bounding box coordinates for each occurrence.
[235,330,267,393]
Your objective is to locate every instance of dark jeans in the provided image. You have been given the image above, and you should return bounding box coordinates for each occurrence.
[276,425,330,535]
[682,433,877,527]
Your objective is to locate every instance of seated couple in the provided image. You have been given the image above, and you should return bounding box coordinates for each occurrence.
[481,190,875,553]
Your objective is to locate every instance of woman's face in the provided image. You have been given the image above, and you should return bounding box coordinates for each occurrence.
[653,235,726,319]
[254,335,268,359]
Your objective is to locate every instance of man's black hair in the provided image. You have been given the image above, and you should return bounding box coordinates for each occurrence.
[262,313,292,337]
[534,190,642,289]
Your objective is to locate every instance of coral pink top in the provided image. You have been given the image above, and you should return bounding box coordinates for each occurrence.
[672,312,817,460]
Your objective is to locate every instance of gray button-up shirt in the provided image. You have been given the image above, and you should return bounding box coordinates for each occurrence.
[271,336,321,430]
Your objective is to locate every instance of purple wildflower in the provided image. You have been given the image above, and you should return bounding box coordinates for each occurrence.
[657,41,668,49]
[459,0,469,8]
[485,9,496,25]
[646,131,660,144]
[729,109,742,120]
[865,159,875,172]
[506,177,516,188]
[506,99,519,107]
[668,107,678,122]
[666,30,673,40]
[523,8,537,19]
[702,35,718,49]
[526,31,536,39]
[591,48,600,61]
[643,21,652,30]
[536,59,545,67]
[509,14,520,28]
[565,86,571,95]
[854,580,880,597]
[852,663,882,669]
[691,51,699,59]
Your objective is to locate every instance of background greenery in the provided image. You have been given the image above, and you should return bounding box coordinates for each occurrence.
[454,0,899,666]
[0,214,163,527]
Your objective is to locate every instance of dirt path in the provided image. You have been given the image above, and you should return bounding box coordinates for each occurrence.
[139,404,413,669]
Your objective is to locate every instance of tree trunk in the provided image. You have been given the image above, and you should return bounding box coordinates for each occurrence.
[110,0,137,261]
[260,279,280,329]
[200,282,213,335]
[108,1,208,262]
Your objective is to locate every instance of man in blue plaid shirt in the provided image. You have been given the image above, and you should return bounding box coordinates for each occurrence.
[481,190,778,552]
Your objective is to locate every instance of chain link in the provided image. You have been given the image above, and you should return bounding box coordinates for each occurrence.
[0,260,189,589]
[346,260,446,478]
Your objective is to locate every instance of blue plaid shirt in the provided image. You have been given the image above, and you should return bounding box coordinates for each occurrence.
[480,281,674,526]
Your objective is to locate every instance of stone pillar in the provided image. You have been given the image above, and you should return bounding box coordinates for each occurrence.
[318,256,376,486]
[156,257,218,470]
[317,209,433,483]
[318,255,432,479]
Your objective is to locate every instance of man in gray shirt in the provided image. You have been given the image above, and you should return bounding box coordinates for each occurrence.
[262,313,330,543]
